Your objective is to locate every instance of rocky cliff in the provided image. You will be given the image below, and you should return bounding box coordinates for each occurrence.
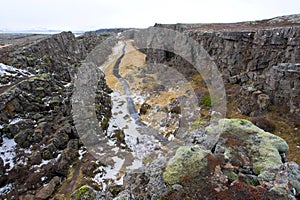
[0,14,299,200]
[151,15,300,118]
[0,32,114,199]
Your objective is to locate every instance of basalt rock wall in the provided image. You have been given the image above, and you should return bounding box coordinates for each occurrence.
[0,31,104,82]
[145,21,300,117]
[0,32,115,199]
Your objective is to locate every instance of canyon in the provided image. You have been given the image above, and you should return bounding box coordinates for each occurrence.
[0,14,299,199]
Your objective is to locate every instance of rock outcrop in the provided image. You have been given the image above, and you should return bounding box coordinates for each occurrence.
[0,31,103,82]
[148,15,300,118]
[0,15,299,200]
[0,32,114,199]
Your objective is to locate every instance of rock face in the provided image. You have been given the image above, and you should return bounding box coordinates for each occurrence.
[0,31,103,82]
[265,63,300,115]
[0,32,114,199]
[147,15,300,118]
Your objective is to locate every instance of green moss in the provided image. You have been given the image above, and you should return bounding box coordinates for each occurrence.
[258,171,276,182]
[241,174,259,186]
[29,73,50,82]
[75,185,91,199]
[200,96,212,107]
[34,65,40,70]
[95,103,100,111]
[101,117,109,130]
[118,100,126,106]
[27,56,36,62]
[143,157,153,165]
[223,170,238,183]
[163,145,209,185]
[207,119,289,174]
[0,126,8,132]
[5,61,13,66]
[199,95,219,107]
[192,120,205,129]
[36,87,44,91]
[42,55,49,62]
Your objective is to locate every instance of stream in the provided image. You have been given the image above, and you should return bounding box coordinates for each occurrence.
[93,41,173,189]
[112,44,140,122]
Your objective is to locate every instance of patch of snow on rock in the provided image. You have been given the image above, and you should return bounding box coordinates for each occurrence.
[0,63,32,77]
[9,118,23,125]
[0,136,17,172]
[93,156,125,191]
[0,183,13,195]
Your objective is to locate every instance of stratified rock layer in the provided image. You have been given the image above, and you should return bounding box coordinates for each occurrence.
[0,32,114,199]
[148,16,300,118]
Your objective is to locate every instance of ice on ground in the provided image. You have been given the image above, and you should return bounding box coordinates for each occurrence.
[93,156,125,191]
[0,136,17,172]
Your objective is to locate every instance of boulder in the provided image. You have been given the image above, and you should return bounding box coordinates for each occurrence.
[52,130,69,150]
[159,119,297,199]
[35,176,60,199]
[163,145,209,185]
[8,119,34,138]
[208,118,288,174]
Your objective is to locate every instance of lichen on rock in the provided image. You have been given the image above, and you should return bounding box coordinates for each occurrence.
[160,118,297,199]
[163,145,209,185]
[208,118,289,174]
[71,185,99,200]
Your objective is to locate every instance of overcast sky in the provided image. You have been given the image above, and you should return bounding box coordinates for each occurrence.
[0,0,299,31]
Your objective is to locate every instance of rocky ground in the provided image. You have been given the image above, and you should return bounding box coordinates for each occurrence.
[0,14,299,200]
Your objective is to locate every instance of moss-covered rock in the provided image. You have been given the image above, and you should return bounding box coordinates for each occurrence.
[163,145,209,185]
[71,185,99,200]
[207,118,289,174]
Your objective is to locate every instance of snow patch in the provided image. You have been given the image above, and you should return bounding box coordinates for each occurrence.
[0,63,33,77]
[93,156,125,191]
[64,82,72,88]
[0,136,17,172]
[0,183,12,195]
[99,41,124,71]
[9,118,23,125]
[78,148,86,160]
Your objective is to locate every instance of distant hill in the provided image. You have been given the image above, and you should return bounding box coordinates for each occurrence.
[88,28,130,35]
